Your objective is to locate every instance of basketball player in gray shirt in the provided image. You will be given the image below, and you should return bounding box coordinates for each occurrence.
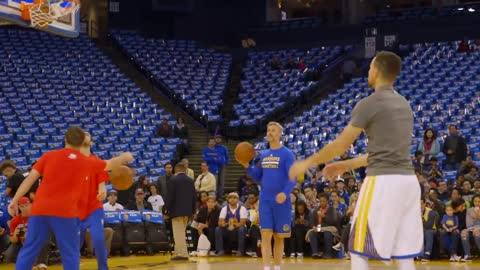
[290,51,422,270]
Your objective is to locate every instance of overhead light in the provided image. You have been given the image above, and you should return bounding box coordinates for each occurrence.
[468,8,475,12]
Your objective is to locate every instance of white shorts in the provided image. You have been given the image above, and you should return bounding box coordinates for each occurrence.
[348,175,423,261]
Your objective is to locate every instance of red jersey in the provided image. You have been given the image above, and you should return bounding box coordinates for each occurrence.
[31,148,107,218]
[78,155,110,220]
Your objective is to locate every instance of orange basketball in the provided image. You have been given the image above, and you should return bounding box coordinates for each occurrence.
[235,142,255,164]
[109,165,134,190]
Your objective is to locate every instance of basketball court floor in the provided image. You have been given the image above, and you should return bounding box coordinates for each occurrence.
[2,256,480,270]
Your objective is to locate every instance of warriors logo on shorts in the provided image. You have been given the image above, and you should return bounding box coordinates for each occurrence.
[283,224,290,232]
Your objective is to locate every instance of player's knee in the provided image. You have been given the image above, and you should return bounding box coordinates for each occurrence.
[473,229,480,237]
[461,230,469,237]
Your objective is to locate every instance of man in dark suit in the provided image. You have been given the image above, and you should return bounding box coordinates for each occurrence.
[157,163,174,201]
[443,125,468,170]
[165,162,197,261]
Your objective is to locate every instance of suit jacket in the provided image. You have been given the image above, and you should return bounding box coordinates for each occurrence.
[442,135,468,163]
[157,174,173,201]
[165,173,197,218]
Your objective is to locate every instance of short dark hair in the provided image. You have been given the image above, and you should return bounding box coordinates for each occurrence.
[174,161,186,172]
[373,51,402,82]
[318,193,329,201]
[64,126,86,147]
[414,151,423,157]
[0,160,16,173]
[451,198,465,210]
[449,124,457,129]
[164,162,172,168]
[201,161,208,167]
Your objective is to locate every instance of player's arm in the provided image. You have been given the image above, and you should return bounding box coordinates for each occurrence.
[97,182,107,201]
[309,125,363,167]
[282,151,297,195]
[10,170,41,205]
[245,156,263,183]
[103,152,134,171]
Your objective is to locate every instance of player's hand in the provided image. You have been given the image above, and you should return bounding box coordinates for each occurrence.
[8,201,18,217]
[275,192,287,204]
[288,160,310,180]
[322,162,349,179]
[97,191,107,201]
[120,152,135,164]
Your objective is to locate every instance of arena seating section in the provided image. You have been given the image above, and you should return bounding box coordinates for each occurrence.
[111,30,232,124]
[0,29,181,208]
[255,41,480,180]
[364,3,480,24]
[229,45,352,128]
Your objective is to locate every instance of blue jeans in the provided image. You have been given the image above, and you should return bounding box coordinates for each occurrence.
[308,230,333,256]
[424,229,435,255]
[16,216,80,270]
[215,226,246,253]
[440,230,459,255]
[80,208,108,270]
[461,231,480,256]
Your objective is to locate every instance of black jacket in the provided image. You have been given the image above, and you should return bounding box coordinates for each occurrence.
[195,207,221,230]
[165,173,196,218]
[125,200,153,211]
[310,206,343,231]
[443,135,468,163]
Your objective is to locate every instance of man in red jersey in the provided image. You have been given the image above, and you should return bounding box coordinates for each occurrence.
[78,132,109,270]
[8,126,134,270]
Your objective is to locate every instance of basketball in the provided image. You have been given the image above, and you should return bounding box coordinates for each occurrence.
[109,165,134,190]
[235,142,255,164]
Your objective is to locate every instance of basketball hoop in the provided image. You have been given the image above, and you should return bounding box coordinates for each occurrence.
[29,0,80,28]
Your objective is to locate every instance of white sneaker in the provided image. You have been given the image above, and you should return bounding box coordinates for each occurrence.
[289,253,295,259]
[209,251,216,256]
[450,255,461,262]
[332,243,343,251]
[37,264,47,270]
[343,252,350,260]
[461,256,472,262]
[296,253,303,259]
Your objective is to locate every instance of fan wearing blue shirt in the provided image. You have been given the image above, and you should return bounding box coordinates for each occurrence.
[238,122,296,270]
[202,138,220,175]
[215,135,229,199]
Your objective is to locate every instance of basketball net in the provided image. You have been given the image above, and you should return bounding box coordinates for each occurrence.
[29,0,80,28]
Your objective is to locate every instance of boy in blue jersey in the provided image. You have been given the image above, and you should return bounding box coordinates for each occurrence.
[238,122,296,270]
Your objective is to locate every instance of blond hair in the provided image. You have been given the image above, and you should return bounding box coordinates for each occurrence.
[267,121,283,134]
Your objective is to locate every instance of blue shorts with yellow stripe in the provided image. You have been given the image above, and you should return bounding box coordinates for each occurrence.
[258,199,292,237]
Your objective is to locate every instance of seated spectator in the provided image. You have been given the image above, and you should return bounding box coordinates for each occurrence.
[155,118,172,138]
[460,194,480,262]
[458,39,471,53]
[84,227,113,258]
[271,56,282,70]
[0,209,9,254]
[215,192,247,256]
[125,189,153,212]
[464,166,479,183]
[240,177,259,202]
[462,181,475,203]
[133,175,150,198]
[195,162,217,197]
[297,57,306,70]
[6,197,49,269]
[447,188,471,209]
[181,159,195,180]
[103,190,124,211]
[307,172,324,195]
[417,129,441,165]
[289,200,310,259]
[243,192,258,210]
[437,181,450,203]
[303,185,319,211]
[412,151,424,173]
[197,191,209,210]
[338,192,358,260]
[0,160,33,198]
[335,178,350,206]
[246,199,261,258]
[345,177,357,195]
[427,188,446,217]
[174,117,190,155]
[290,192,297,217]
[473,179,480,194]
[307,193,342,259]
[440,205,461,261]
[329,191,347,216]
[426,157,445,183]
[194,196,220,253]
[421,197,439,262]
[147,184,164,212]
[285,56,296,69]
[293,186,306,202]
[459,154,475,176]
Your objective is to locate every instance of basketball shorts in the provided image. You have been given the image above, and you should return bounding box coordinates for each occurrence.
[258,198,292,237]
[348,175,423,261]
